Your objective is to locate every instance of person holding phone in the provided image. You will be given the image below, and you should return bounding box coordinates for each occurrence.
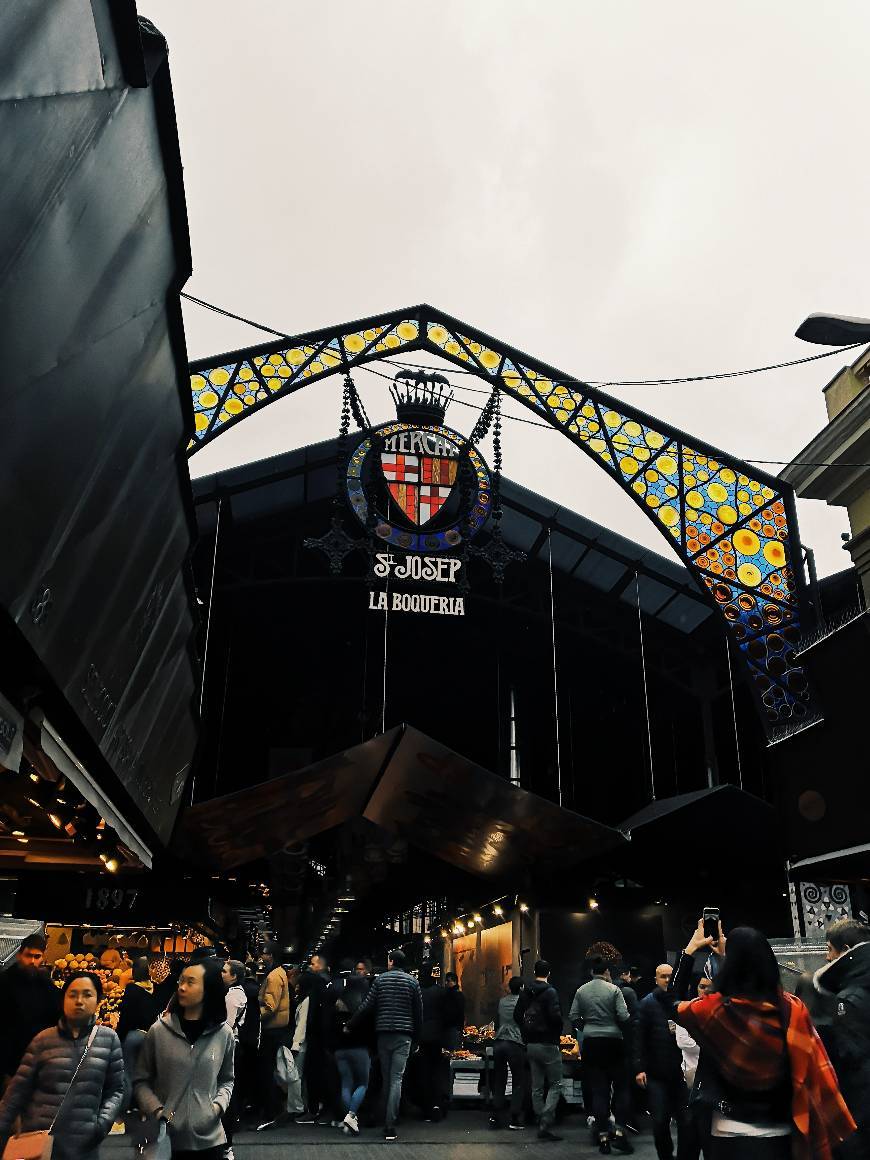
[669,918,855,1159]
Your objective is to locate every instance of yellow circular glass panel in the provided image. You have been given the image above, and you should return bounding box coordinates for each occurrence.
[191,374,206,391]
[225,398,243,415]
[620,456,639,475]
[624,421,642,438]
[590,438,607,454]
[344,333,365,353]
[717,505,738,524]
[737,563,762,587]
[720,468,736,484]
[657,456,677,476]
[238,366,253,381]
[603,410,621,428]
[733,529,760,556]
[658,506,679,527]
[480,349,500,369]
[429,326,448,344]
[199,390,218,408]
[397,322,418,341]
[686,490,704,509]
[763,541,786,568]
[288,348,305,365]
[707,482,728,503]
[194,412,208,431]
[209,368,229,387]
[645,431,665,449]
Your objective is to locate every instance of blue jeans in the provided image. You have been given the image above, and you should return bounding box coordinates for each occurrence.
[377,1033,413,1127]
[335,1046,371,1116]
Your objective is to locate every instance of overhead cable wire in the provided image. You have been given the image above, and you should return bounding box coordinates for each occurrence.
[357,366,870,468]
[181,293,870,467]
[180,291,865,388]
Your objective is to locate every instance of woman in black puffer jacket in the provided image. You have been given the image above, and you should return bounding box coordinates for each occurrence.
[0,970,125,1159]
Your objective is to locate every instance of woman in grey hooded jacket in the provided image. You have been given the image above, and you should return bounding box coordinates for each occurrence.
[0,970,124,1160]
[134,958,234,1158]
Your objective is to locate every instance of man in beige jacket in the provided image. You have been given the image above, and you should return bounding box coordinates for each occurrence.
[256,947,293,1122]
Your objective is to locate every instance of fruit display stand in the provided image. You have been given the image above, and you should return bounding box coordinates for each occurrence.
[45,923,207,1030]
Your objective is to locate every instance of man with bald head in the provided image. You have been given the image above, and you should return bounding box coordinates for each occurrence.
[634,962,690,1159]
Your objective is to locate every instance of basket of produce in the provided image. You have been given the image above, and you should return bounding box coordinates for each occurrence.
[560,1034,579,1059]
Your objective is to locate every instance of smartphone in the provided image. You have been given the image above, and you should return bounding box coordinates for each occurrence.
[702,908,720,941]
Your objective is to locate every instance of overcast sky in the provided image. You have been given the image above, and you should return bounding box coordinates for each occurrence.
[145,0,870,579]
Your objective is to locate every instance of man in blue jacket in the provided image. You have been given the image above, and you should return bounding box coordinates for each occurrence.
[633,962,689,1160]
[347,949,422,1141]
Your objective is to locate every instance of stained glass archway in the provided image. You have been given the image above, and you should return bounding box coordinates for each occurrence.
[187,304,816,738]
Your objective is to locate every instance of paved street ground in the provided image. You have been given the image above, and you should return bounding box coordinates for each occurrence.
[104,1114,660,1158]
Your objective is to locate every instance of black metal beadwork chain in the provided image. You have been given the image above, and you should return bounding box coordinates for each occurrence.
[334,375,353,512]
[491,388,503,529]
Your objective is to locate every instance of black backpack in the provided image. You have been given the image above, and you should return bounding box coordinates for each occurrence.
[237,981,261,1047]
[522,987,553,1035]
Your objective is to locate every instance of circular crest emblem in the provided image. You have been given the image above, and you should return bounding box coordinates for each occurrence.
[347,421,491,552]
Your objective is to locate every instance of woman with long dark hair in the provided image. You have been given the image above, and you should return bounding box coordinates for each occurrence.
[134,957,235,1158]
[328,974,372,1135]
[670,920,855,1159]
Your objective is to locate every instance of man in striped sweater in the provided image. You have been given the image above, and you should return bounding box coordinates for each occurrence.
[347,949,423,1140]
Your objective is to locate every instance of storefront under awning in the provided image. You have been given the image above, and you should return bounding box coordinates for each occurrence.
[180,724,628,879]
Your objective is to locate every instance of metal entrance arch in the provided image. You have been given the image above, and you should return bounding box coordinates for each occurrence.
[187,303,814,736]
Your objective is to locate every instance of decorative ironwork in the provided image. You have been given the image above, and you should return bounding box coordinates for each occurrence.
[304,373,368,573]
[303,516,363,576]
[187,305,816,734]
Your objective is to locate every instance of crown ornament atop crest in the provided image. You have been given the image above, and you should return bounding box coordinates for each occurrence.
[390,369,454,425]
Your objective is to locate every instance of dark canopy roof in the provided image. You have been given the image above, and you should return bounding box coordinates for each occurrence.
[181,725,627,878]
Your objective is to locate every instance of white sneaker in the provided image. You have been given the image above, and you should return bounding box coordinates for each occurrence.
[343,1111,360,1135]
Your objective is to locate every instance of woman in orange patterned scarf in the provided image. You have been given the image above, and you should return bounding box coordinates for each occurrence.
[670,921,854,1159]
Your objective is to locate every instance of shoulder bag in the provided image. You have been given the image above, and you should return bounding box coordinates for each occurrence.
[2,1025,100,1160]
[125,1074,195,1160]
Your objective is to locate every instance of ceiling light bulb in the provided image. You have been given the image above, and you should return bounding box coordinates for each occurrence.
[519,903,529,913]
[493,905,503,916]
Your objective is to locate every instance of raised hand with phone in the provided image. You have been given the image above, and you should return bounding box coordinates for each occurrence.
[683,911,726,959]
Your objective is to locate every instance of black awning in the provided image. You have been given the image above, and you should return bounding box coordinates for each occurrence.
[619,785,780,866]
[181,724,627,876]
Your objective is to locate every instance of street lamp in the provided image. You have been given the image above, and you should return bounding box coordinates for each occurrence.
[795,313,870,346]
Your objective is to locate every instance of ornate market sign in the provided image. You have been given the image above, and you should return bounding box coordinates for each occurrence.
[349,372,491,615]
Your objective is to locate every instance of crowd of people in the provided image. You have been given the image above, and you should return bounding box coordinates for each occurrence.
[0,914,867,1158]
